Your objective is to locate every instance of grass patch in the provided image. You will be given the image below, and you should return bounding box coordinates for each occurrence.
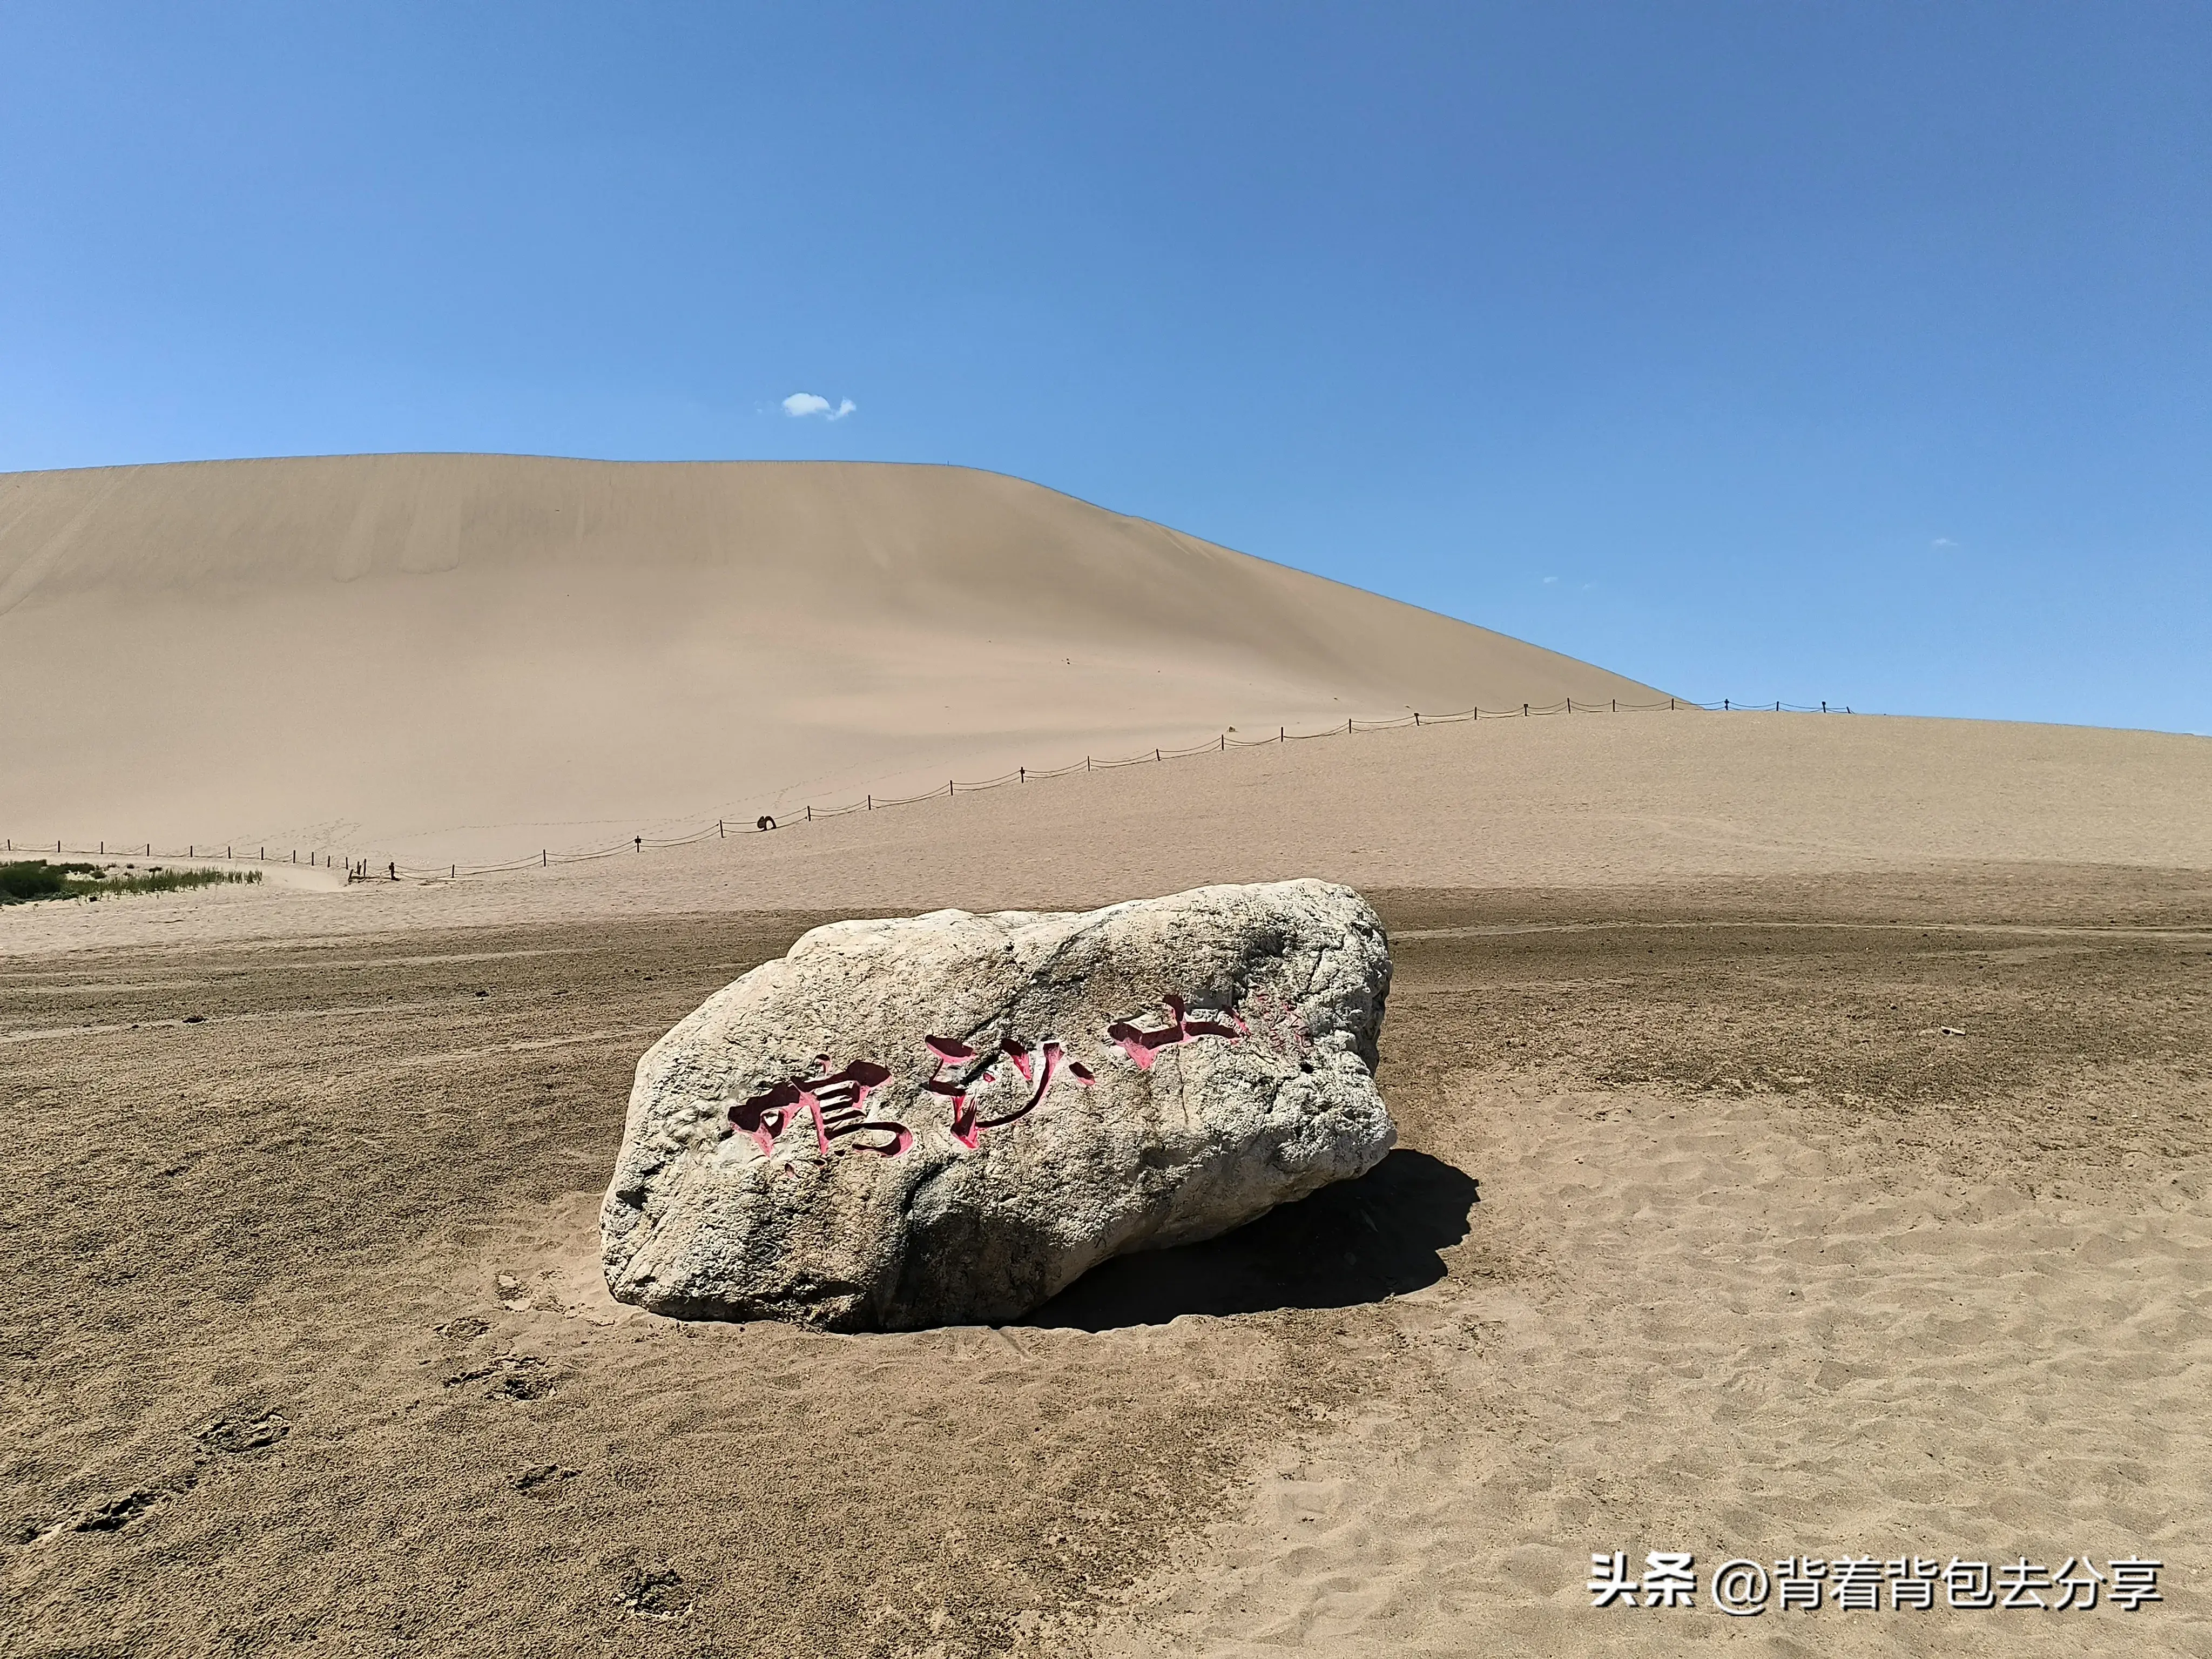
[0,861,264,905]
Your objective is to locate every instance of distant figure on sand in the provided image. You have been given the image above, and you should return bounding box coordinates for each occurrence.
[757,815,776,832]
[387,862,396,881]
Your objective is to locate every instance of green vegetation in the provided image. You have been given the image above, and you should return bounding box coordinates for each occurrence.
[0,861,99,902]
[0,860,264,905]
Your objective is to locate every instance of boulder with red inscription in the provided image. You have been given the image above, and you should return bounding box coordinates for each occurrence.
[599,878,1394,1330]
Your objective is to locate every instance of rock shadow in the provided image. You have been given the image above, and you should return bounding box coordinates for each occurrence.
[1024,1149,1479,1331]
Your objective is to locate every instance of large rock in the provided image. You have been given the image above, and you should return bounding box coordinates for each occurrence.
[600,879,1394,1330]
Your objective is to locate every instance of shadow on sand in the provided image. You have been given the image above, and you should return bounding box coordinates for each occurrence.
[1023,1149,1479,1331]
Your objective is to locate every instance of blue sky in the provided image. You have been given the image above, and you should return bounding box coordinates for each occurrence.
[4,3,2206,732]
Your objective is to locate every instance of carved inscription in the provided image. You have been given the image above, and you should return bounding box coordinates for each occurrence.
[1106,994,1246,1069]
[724,993,1309,1163]
[729,1056,911,1159]
[922,1036,1095,1149]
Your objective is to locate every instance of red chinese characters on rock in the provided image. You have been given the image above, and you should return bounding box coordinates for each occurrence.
[921,1036,1095,1150]
[1105,994,1249,1069]
[729,1056,912,1160]
[724,993,1310,1163]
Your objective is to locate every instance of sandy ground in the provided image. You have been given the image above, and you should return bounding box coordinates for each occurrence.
[6,711,2209,960]
[1095,878,2212,1658]
[5,716,2210,1656]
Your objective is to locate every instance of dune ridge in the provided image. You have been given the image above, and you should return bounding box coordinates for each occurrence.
[0,455,1665,863]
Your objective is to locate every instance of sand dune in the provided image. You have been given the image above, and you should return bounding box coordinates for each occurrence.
[4,709,2206,957]
[0,454,1664,864]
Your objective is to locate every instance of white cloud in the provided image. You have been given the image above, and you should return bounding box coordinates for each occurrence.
[1543,575,1558,584]
[1932,536,1956,549]
[783,392,857,420]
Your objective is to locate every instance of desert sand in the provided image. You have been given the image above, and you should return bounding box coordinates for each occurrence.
[5,703,2209,1657]
[5,461,2209,1656]
[0,455,1664,866]
[5,707,2207,957]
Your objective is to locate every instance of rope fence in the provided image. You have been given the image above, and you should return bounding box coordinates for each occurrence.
[5,695,1852,885]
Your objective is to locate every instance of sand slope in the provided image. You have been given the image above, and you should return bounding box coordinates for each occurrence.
[4,710,2206,959]
[0,455,1664,862]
